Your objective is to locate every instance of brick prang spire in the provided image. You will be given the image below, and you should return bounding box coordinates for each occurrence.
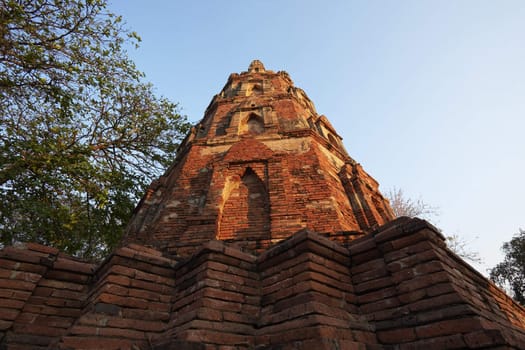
[124,60,394,256]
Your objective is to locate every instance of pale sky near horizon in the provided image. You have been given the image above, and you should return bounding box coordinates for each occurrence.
[108,1,525,274]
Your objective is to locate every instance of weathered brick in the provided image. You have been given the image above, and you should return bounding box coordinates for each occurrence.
[0,298,25,309]
[0,307,20,320]
[130,278,171,293]
[0,278,36,291]
[463,329,506,347]
[12,324,65,337]
[353,276,393,294]
[5,332,53,346]
[121,308,170,322]
[0,319,12,330]
[377,327,417,344]
[180,329,252,346]
[53,257,94,275]
[37,279,84,291]
[60,336,141,349]
[399,334,466,350]
[201,297,243,313]
[360,296,400,314]
[44,270,91,284]
[97,293,149,309]
[415,317,482,338]
[99,326,145,339]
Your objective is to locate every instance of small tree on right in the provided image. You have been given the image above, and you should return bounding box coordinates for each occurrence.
[490,229,525,306]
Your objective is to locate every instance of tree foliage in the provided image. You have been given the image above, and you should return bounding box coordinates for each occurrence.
[490,229,525,305]
[0,0,190,259]
[386,187,482,264]
[444,232,482,264]
[386,187,439,220]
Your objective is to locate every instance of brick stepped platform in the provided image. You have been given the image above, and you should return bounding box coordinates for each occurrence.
[1,217,524,349]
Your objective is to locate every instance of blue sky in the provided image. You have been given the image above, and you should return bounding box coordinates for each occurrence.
[108,1,525,274]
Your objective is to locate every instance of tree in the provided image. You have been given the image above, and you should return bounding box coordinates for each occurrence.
[386,187,439,220]
[386,188,482,264]
[490,229,525,305]
[0,0,191,260]
[444,232,482,264]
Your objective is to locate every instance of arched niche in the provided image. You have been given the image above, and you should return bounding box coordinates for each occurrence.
[327,133,338,145]
[217,168,270,241]
[240,113,265,135]
[246,83,263,96]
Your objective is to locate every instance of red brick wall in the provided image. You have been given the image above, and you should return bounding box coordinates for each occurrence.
[2,218,525,349]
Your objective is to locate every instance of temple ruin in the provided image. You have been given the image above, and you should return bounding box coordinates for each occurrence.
[1,61,524,349]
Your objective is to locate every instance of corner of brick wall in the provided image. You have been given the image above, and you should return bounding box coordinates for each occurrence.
[154,240,259,349]
[349,216,525,349]
[0,242,94,349]
[53,243,176,350]
[256,229,378,349]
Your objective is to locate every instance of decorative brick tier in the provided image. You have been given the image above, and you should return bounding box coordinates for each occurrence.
[1,217,524,349]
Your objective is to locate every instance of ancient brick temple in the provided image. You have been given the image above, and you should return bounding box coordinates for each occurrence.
[1,61,524,349]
